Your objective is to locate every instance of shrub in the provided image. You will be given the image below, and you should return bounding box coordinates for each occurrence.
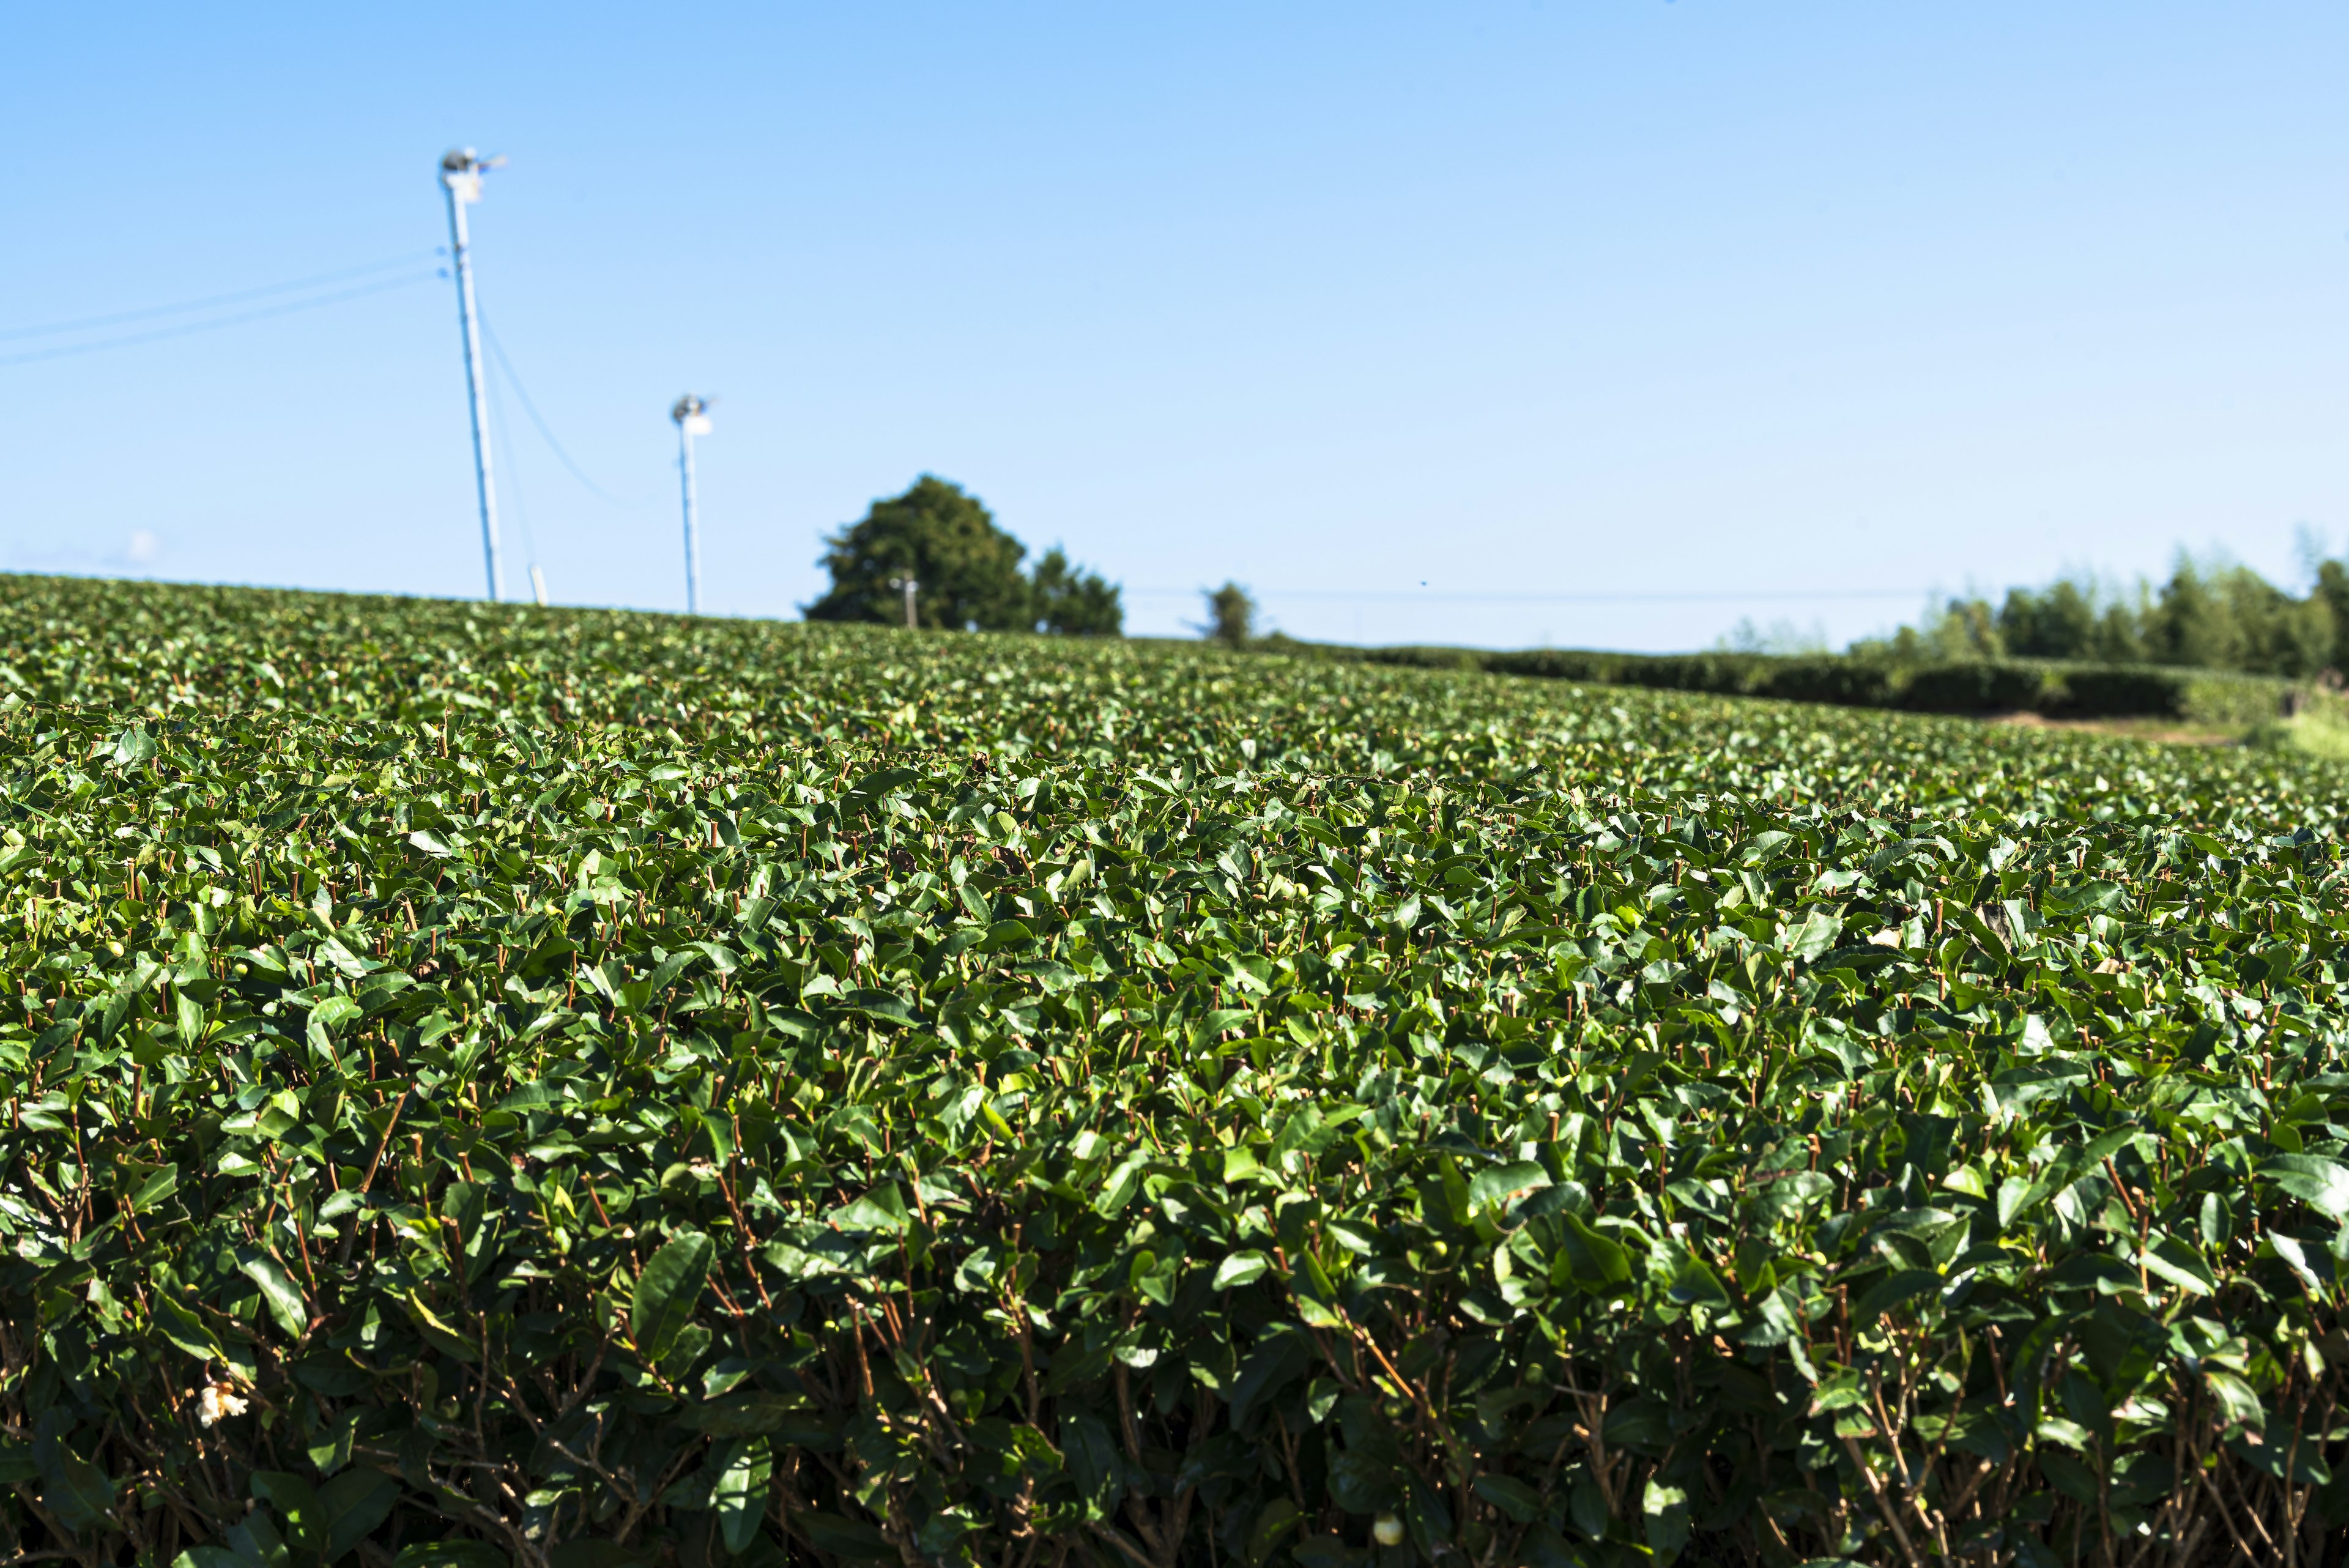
[1198,584,1258,648]
[1321,641,2306,724]
[4,575,2349,1567]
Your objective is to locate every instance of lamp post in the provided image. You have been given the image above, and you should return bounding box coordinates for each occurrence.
[671,395,711,614]
[439,147,507,601]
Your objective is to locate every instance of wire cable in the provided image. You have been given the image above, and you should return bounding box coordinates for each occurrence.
[0,272,436,368]
[1120,586,1929,604]
[478,316,655,508]
[481,338,546,595]
[0,252,437,342]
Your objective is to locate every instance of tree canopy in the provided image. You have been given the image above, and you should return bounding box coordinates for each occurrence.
[803,476,1122,636]
[1860,554,2349,677]
[1198,581,1257,647]
[803,476,1031,631]
[1030,548,1123,636]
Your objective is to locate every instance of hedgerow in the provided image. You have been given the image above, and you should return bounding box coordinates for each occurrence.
[1318,643,2297,726]
[5,574,2349,1568]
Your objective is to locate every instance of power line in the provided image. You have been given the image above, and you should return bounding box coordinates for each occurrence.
[480,336,545,593]
[1119,586,1930,604]
[0,252,436,342]
[478,316,652,508]
[0,272,436,369]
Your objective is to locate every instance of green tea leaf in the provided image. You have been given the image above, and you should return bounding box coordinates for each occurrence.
[632,1232,716,1364]
[236,1250,309,1340]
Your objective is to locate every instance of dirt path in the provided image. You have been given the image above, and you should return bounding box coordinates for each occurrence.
[1984,710,2237,746]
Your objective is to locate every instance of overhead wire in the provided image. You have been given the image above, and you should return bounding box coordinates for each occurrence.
[0,255,1931,621]
[0,271,436,368]
[477,315,655,508]
[1119,586,1931,604]
[480,330,546,601]
[0,252,437,341]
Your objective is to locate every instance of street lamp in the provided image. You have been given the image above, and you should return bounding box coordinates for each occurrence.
[439,147,507,601]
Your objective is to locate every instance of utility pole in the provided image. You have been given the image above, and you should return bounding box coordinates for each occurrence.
[672,395,711,614]
[889,573,919,629]
[440,147,507,602]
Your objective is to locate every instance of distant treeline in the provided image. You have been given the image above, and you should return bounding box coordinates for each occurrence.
[1230,554,2349,728]
[1288,640,2296,723]
[1857,556,2349,677]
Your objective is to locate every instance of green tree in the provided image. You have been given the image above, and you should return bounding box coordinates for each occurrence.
[1862,554,2347,674]
[804,476,1033,631]
[1996,580,2097,658]
[1198,582,1258,647]
[1892,596,2003,658]
[2141,559,2332,675]
[1030,548,1123,636]
[2315,559,2349,671]
[2087,598,2150,662]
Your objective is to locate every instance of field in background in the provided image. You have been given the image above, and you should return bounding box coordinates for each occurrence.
[1290,639,2349,750]
[6,576,2349,1567]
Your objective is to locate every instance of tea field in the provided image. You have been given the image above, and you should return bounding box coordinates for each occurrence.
[6,575,2349,1568]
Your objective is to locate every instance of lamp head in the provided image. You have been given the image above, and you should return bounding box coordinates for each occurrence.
[440,148,505,201]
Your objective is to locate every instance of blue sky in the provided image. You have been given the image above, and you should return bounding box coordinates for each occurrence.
[4,4,2344,649]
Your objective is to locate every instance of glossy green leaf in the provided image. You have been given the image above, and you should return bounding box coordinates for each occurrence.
[1467,1160,1551,1218]
[39,1439,116,1536]
[711,1437,773,1554]
[633,1232,716,1364]
[237,1250,309,1340]
[1642,1479,1691,1561]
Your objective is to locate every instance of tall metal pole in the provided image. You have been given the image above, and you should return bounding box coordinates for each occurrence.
[678,418,700,615]
[672,395,708,615]
[441,149,504,603]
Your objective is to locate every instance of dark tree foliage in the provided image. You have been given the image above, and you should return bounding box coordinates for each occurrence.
[803,476,1033,631]
[1030,547,1123,636]
[803,477,1123,636]
[1199,581,1257,647]
[1865,556,2349,677]
[2317,560,2349,666]
[1996,578,2101,658]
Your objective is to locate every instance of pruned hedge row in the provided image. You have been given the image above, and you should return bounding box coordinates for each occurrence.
[4,574,2349,1568]
[1302,642,2298,724]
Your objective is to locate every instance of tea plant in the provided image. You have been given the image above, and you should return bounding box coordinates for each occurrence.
[2,575,2348,1568]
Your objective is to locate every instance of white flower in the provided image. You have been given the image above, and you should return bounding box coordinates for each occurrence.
[196,1383,248,1427]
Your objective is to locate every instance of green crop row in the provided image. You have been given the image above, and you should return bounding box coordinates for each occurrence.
[4,574,2349,1568]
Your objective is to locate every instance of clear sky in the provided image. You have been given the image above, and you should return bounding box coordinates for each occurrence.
[4,4,2343,650]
